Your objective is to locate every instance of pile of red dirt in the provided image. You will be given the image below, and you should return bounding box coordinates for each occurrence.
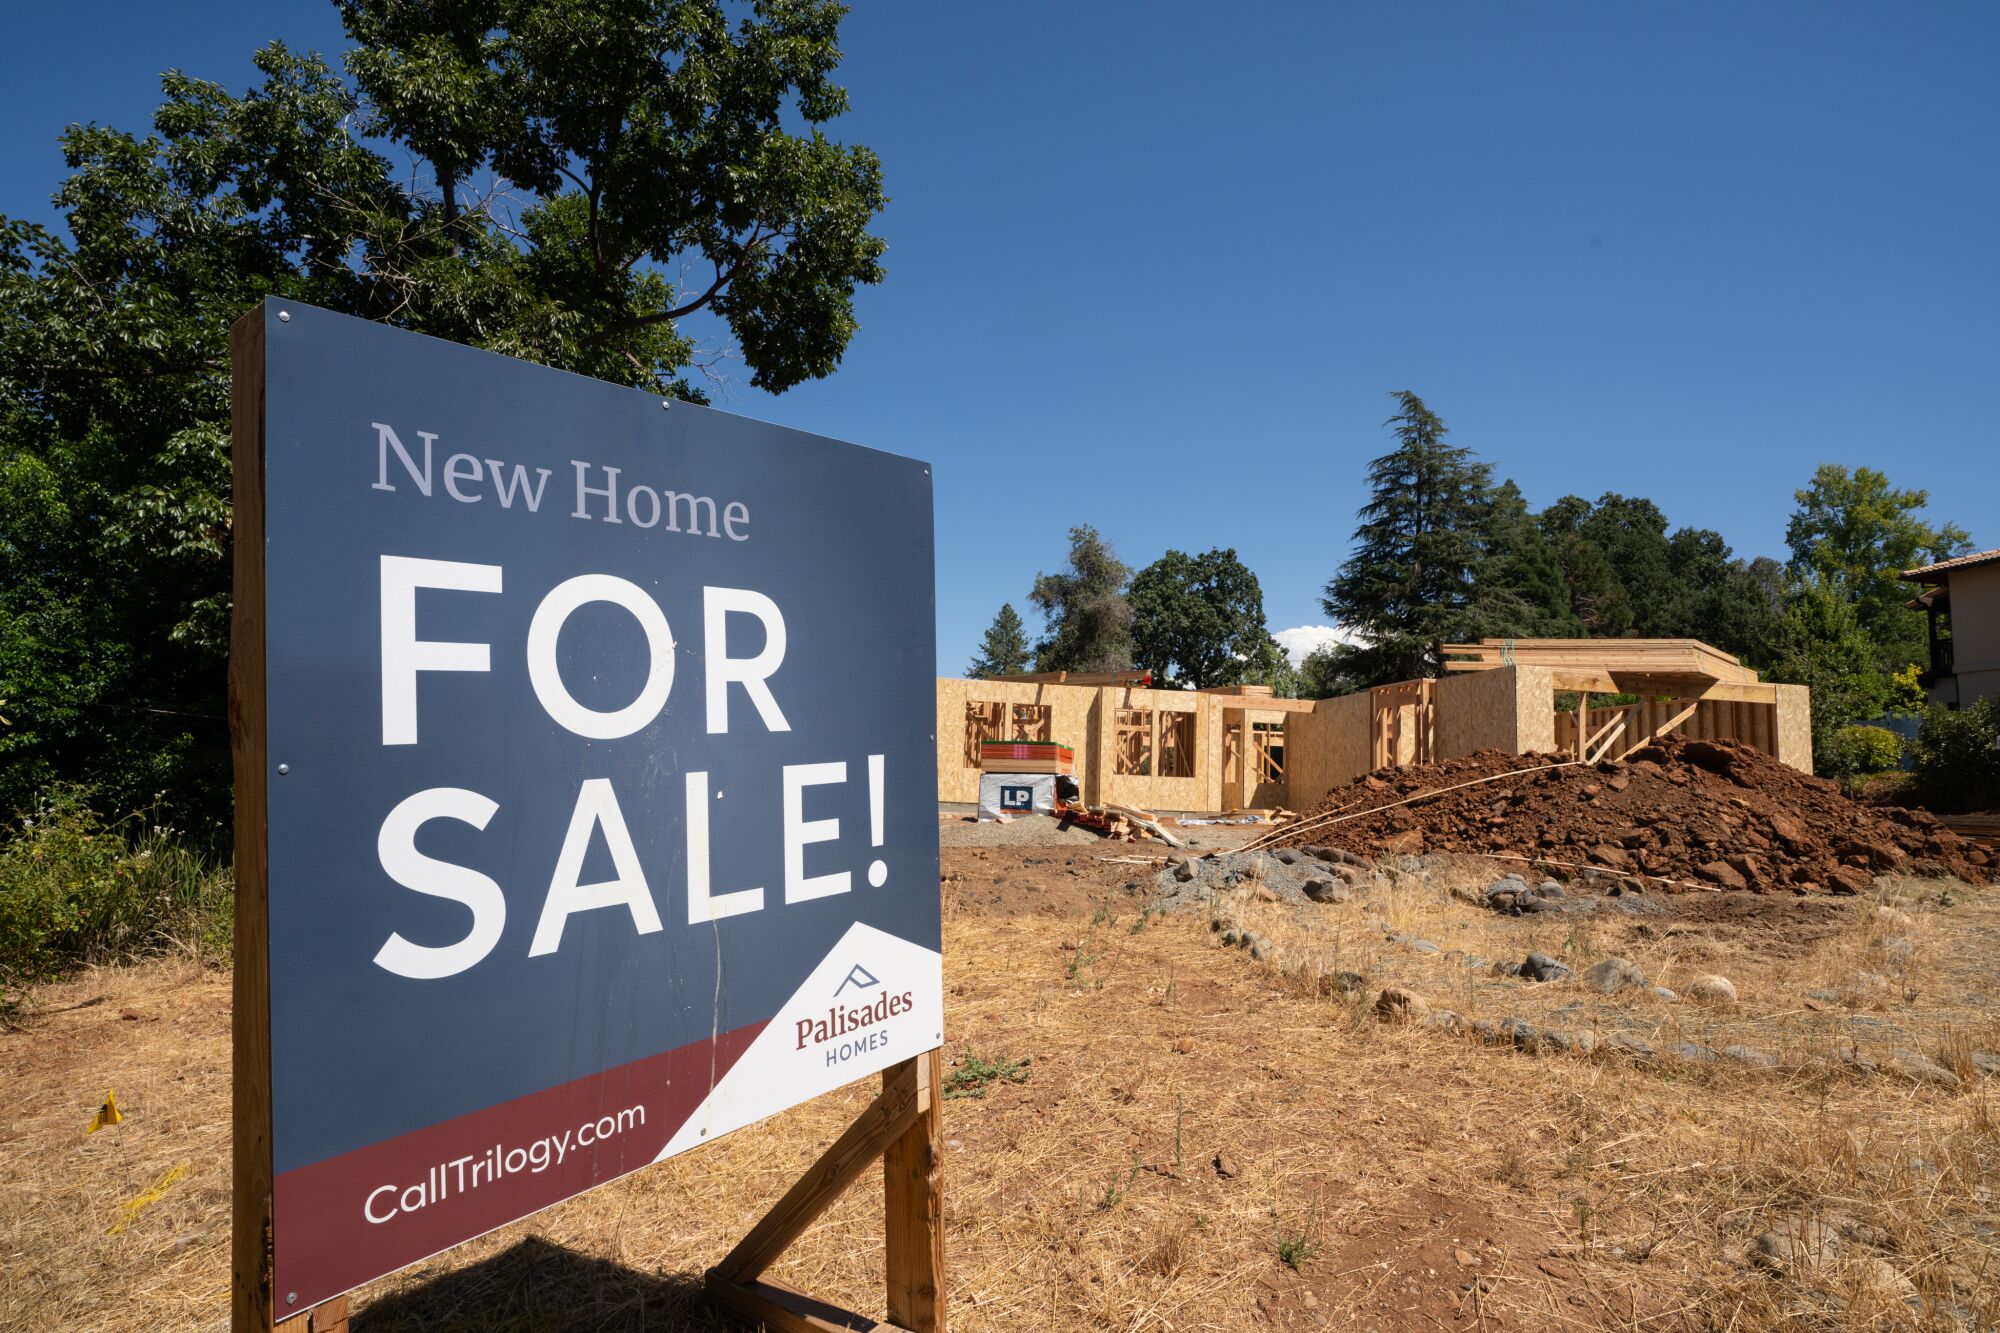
[1274,737,1993,893]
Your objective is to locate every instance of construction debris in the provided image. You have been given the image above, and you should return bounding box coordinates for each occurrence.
[1272,737,1993,891]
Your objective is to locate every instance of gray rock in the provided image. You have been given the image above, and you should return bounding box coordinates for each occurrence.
[1499,1017,1546,1051]
[1302,879,1351,904]
[1273,847,1304,865]
[1249,939,1271,962]
[1581,957,1649,994]
[1220,928,1242,947]
[1668,1041,1717,1063]
[1651,986,1679,1002]
[1517,895,1559,913]
[1602,1032,1656,1060]
[1173,859,1198,882]
[1685,974,1737,1007]
[1520,952,1570,983]
[1422,1009,1463,1033]
[1470,1018,1503,1041]
[1752,1218,1842,1273]
[1721,1044,1778,1069]
[1852,1257,1920,1307]
[1407,938,1441,954]
[1461,955,1491,970]
[1375,986,1430,1023]
[1537,882,1566,900]
[1490,960,1523,978]
[1484,879,1522,899]
[1548,1028,1598,1055]
[1972,1050,2000,1077]
[1886,1048,1960,1088]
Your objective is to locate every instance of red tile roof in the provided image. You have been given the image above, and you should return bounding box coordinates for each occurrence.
[1902,547,2000,582]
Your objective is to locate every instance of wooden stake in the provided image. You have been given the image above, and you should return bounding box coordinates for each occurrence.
[708,1051,945,1332]
[884,1049,944,1330]
[230,304,279,1333]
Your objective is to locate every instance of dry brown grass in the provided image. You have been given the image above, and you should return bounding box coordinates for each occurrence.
[4,873,1998,1331]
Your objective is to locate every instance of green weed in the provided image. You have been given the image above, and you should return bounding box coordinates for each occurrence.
[944,1049,1032,1100]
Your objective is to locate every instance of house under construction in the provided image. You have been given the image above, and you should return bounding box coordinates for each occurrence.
[935,640,1812,815]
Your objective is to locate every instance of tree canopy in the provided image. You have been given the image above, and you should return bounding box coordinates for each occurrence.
[0,0,887,827]
[1029,526,1133,673]
[1128,548,1276,689]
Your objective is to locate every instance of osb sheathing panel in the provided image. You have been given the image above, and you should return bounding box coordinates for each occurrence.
[1513,667,1556,754]
[933,677,1100,804]
[1435,665,1554,759]
[1283,693,1371,810]
[1774,684,1813,774]
[935,679,1276,813]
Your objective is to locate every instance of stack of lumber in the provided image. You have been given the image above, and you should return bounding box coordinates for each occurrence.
[978,740,1073,773]
[1440,637,1770,700]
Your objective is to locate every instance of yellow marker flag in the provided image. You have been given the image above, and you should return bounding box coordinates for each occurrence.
[86,1088,122,1134]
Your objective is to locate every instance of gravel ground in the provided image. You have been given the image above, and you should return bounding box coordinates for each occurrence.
[937,813,1117,848]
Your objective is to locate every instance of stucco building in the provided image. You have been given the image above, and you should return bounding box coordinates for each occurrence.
[1905,547,2000,708]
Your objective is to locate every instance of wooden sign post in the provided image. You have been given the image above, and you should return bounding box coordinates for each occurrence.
[706,1048,944,1332]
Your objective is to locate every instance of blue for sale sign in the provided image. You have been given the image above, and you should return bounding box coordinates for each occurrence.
[236,300,940,1308]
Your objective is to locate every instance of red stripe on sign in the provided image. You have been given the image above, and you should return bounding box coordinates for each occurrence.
[272,1022,764,1308]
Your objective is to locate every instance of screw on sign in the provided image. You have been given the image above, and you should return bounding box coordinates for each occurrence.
[229,301,945,1331]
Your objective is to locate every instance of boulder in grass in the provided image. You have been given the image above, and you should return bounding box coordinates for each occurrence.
[1580,957,1648,995]
[1751,1218,1841,1274]
[1520,952,1570,983]
[1685,974,1737,1007]
[1374,986,1431,1024]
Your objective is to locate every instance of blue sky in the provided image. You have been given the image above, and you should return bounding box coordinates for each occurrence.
[5,2,1995,673]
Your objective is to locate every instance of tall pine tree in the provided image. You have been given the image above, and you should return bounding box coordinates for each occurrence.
[967,604,1030,679]
[1322,391,1498,685]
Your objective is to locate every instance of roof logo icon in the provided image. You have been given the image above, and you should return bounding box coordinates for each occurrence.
[833,964,881,997]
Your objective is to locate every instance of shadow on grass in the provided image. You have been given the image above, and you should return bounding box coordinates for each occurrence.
[352,1235,734,1333]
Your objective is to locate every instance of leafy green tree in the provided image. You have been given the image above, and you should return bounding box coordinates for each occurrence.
[1237,640,1303,697]
[1768,575,1889,772]
[1294,644,1359,700]
[1653,528,1784,663]
[0,3,887,828]
[1129,548,1275,688]
[1784,464,1969,666]
[966,604,1030,679]
[1029,526,1133,673]
[1322,391,1498,685]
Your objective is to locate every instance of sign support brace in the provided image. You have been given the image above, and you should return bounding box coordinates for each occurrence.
[705,1048,946,1332]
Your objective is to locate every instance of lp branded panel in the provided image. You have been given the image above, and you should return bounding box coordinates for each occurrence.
[249,301,939,1308]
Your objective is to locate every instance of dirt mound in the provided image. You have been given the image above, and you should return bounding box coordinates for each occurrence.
[1275,737,1993,892]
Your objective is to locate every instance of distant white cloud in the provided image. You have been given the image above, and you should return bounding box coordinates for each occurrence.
[1272,624,1360,667]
